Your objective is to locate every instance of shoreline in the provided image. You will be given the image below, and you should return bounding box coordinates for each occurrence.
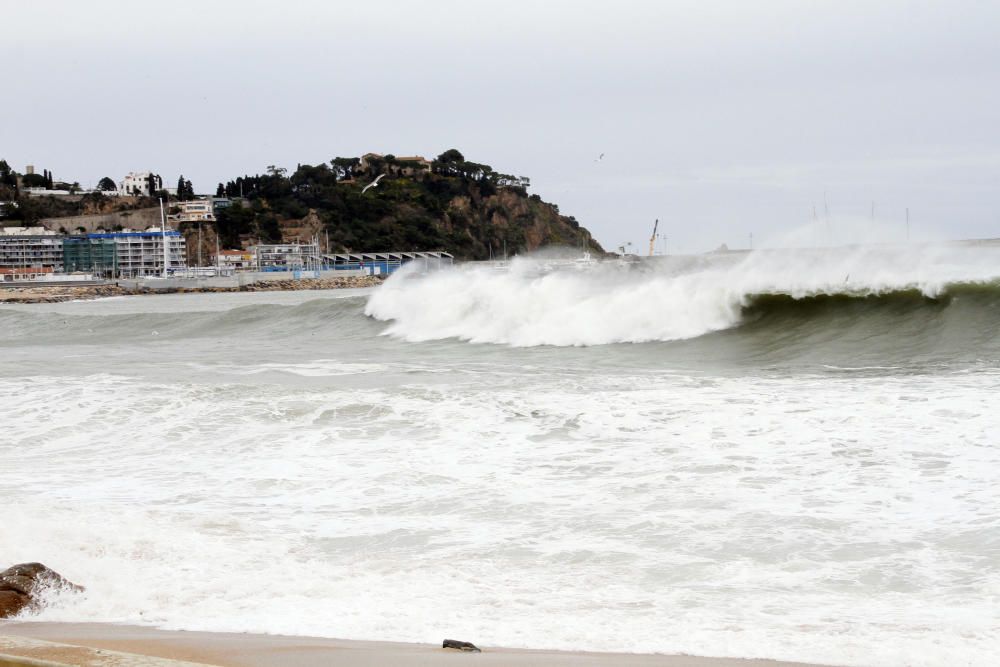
[0,622,837,667]
[0,276,384,304]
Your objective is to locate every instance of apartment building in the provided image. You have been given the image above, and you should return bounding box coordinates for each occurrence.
[0,227,64,272]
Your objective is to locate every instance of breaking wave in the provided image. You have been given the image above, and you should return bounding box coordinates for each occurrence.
[365,244,1000,348]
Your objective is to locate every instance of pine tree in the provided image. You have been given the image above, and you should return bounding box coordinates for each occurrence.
[216,183,224,197]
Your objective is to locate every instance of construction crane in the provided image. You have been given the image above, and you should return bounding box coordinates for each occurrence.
[648,219,659,257]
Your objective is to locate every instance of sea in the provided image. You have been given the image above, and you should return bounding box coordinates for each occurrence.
[2,242,999,667]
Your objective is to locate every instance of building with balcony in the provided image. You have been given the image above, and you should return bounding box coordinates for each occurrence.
[64,228,186,277]
[216,249,255,271]
[168,200,216,224]
[118,172,162,197]
[62,237,118,277]
[250,242,322,271]
[0,227,64,272]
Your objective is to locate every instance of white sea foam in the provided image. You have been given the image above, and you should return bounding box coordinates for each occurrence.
[3,366,1000,666]
[365,243,1000,346]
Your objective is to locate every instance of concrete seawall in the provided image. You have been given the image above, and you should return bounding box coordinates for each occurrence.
[118,269,367,291]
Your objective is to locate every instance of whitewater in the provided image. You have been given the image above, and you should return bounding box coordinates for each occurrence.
[2,242,1000,667]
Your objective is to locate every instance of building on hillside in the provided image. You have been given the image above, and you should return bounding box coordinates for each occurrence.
[24,188,73,197]
[212,197,232,210]
[118,172,163,197]
[216,249,255,271]
[358,153,433,176]
[168,200,216,224]
[324,251,453,275]
[64,228,186,277]
[393,156,433,176]
[251,242,322,271]
[0,227,64,272]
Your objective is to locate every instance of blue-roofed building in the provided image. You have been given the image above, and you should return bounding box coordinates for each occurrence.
[63,228,186,278]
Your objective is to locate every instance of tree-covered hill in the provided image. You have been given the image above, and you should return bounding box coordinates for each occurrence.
[214,150,603,259]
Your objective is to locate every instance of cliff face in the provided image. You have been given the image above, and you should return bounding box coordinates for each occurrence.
[441,189,596,258]
[215,151,604,259]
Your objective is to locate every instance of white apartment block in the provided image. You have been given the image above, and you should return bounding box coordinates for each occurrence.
[87,228,186,277]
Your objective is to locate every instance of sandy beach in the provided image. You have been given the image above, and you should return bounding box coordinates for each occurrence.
[0,622,835,667]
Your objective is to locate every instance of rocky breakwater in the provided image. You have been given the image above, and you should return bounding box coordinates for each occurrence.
[0,285,126,304]
[240,274,385,291]
[0,563,83,618]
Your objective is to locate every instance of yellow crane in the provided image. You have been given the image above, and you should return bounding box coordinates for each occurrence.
[648,218,658,257]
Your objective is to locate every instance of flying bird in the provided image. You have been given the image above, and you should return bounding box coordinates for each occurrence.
[594,153,604,162]
[362,173,385,194]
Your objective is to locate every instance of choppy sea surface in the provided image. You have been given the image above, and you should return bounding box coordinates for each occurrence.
[2,244,1000,667]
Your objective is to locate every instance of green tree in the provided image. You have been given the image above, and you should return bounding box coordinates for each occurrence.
[331,157,359,180]
[215,201,256,248]
[98,176,116,191]
[436,149,464,163]
[21,173,46,188]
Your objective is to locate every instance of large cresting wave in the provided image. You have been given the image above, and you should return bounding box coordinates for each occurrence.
[365,243,1000,347]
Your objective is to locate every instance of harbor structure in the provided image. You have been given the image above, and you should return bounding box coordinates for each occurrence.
[325,251,453,275]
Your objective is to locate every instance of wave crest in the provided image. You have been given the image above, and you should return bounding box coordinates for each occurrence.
[364,245,1000,347]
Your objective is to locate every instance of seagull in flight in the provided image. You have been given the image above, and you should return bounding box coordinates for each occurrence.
[594,153,605,162]
[362,173,385,194]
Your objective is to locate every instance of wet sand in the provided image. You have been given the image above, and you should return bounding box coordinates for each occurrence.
[0,622,837,667]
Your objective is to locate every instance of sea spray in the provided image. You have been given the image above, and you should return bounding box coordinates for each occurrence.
[365,243,1000,346]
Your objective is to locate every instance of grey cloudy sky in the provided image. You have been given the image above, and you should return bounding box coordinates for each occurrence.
[4,0,999,252]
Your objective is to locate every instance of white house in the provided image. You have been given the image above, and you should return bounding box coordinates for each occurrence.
[118,172,163,197]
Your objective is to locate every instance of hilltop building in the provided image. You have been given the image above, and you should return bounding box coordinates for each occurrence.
[118,172,162,197]
[358,153,433,176]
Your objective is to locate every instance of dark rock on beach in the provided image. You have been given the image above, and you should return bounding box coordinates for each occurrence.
[0,562,84,619]
[442,638,482,652]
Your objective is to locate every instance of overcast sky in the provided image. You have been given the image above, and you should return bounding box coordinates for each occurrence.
[4,0,999,252]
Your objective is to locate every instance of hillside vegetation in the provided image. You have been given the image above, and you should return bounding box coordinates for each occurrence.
[214,150,603,259]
